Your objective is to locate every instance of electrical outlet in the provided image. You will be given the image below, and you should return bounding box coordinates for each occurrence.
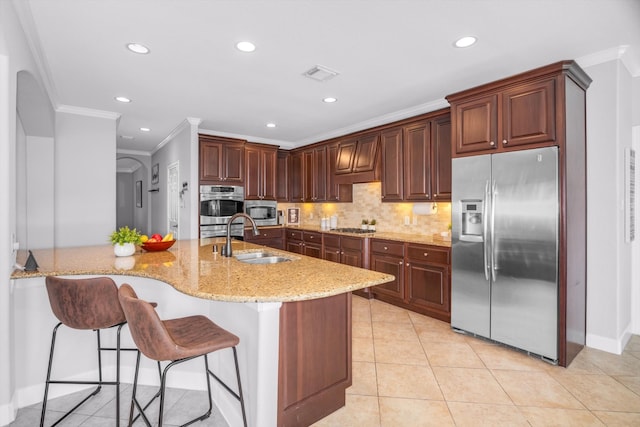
[413,216,418,225]
[404,216,410,225]
[309,212,314,220]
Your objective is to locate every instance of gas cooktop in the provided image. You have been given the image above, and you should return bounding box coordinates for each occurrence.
[333,227,376,234]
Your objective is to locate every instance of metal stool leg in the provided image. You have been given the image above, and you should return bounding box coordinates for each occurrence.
[232,347,248,427]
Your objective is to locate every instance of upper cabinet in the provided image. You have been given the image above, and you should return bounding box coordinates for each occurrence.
[380,111,451,202]
[276,150,290,202]
[199,134,245,184]
[334,132,381,183]
[245,142,277,200]
[446,62,590,157]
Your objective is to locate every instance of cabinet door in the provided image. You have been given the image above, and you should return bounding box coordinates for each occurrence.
[431,116,452,201]
[244,145,261,199]
[452,94,498,155]
[261,147,277,200]
[340,236,363,268]
[303,243,322,259]
[289,151,304,202]
[353,133,380,172]
[327,143,353,202]
[313,146,327,202]
[323,246,341,263]
[502,78,556,149]
[380,127,404,202]
[200,141,223,182]
[222,143,244,183]
[370,253,405,301]
[303,150,314,202]
[276,150,289,202]
[406,261,450,318]
[335,139,357,174]
[286,240,303,254]
[403,121,432,200]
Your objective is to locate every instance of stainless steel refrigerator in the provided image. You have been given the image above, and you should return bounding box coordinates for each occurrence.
[451,146,559,362]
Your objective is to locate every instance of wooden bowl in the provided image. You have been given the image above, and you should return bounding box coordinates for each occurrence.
[141,240,175,252]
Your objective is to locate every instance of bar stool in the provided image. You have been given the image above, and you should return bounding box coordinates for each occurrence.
[117,283,247,427]
[41,276,136,427]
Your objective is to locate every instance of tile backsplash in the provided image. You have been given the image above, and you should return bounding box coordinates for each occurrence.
[278,182,451,236]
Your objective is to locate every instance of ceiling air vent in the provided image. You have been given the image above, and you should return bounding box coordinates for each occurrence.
[303,65,339,82]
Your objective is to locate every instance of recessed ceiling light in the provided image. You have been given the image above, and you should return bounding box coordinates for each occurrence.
[114,96,131,103]
[454,36,477,48]
[236,41,256,52]
[140,127,151,132]
[126,43,150,54]
[323,97,337,103]
[266,123,276,128]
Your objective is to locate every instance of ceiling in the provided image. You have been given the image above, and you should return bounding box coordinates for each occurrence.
[15,0,640,154]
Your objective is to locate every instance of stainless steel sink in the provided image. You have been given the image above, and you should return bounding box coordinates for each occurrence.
[234,251,292,264]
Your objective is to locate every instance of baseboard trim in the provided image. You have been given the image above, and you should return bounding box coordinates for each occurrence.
[586,324,634,355]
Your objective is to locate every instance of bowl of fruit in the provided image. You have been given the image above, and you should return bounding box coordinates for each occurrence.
[140,233,175,252]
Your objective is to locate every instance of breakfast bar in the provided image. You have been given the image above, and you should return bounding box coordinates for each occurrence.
[10,238,394,427]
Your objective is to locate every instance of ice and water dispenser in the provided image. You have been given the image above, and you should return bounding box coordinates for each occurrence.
[460,200,484,242]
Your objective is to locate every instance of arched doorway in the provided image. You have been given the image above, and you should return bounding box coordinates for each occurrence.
[116,156,150,234]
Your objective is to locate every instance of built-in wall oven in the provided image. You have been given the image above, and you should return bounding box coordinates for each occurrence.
[199,185,244,238]
[245,200,278,226]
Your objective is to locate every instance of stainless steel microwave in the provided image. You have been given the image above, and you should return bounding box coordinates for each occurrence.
[245,200,278,226]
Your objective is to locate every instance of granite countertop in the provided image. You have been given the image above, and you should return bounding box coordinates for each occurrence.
[270,225,451,247]
[10,238,394,303]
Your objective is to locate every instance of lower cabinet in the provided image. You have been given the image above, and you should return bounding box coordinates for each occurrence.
[244,227,285,250]
[323,234,369,298]
[285,229,322,258]
[370,239,451,322]
[278,293,352,426]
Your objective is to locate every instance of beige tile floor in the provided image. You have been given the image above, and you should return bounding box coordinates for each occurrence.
[312,296,640,427]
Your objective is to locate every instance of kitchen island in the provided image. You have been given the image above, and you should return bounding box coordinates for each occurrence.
[11,238,393,427]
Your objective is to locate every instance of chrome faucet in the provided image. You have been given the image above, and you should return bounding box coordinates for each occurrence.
[222,213,260,257]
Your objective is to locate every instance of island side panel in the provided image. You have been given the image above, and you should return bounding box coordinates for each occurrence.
[278,292,352,427]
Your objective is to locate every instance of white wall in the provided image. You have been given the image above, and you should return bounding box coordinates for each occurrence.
[54,111,117,247]
[116,172,134,229]
[150,120,195,238]
[583,58,635,353]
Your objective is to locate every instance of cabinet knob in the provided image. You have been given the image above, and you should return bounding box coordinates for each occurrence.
[398,260,403,265]
[381,195,385,199]
[502,139,508,145]
[341,251,344,255]
[384,246,388,250]
[309,235,314,239]
[424,252,429,257]
[489,141,495,146]
[406,263,410,267]
[336,250,340,254]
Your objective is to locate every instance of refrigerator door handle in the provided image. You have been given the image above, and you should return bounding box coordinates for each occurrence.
[490,180,497,282]
[483,180,490,281]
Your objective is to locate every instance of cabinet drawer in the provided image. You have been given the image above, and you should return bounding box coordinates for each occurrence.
[406,245,449,265]
[371,240,404,257]
[248,228,284,240]
[287,230,303,241]
[303,231,322,243]
[340,236,363,251]
[323,234,340,249]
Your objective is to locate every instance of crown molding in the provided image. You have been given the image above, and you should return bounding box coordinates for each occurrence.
[12,0,60,108]
[152,118,201,154]
[295,98,449,147]
[577,45,640,77]
[117,148,151,157]
[56,104,120,121]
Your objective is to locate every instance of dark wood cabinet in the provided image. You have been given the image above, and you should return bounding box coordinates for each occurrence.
[380,111,451,202]
[326,143,353,202]
[278,292,352,427]
[244,227,285,250]
[449,77,556,156]
[245,143,277,200]
[289,151,304,202]
[199,135,245,184]
[432,115,452,200]
[370,239,451,322]
[276,150,289,202]
[322,234,366,268]
[369,240,405,301]
[286,229,322,259]
[334,132,380,183]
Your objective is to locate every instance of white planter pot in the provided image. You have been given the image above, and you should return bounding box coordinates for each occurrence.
[114,242,135,257]
[361,225,369,230]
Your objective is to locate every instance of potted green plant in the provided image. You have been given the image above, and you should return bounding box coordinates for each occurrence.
[361,218,369,230]
[369,219,377,231]
[109,226,142,257]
